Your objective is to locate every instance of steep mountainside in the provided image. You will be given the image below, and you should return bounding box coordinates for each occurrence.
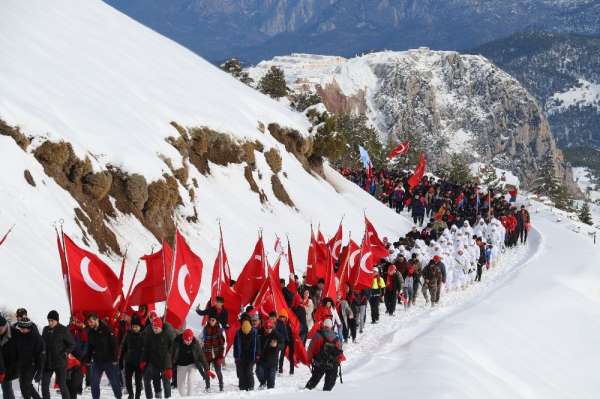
[248,51,577,193]
[473,32,600,149]
[104,0,600,62]
[0,0,407,320]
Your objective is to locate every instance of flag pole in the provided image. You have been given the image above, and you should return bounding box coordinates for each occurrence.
[59,221,74,315]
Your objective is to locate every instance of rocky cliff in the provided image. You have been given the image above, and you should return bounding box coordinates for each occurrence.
[248,51,578,193]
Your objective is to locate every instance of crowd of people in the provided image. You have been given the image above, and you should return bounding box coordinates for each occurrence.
[0,166,532,398]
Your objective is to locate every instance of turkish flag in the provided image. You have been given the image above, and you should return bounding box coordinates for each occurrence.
[365,217,389,263]
[128,241,173,306]
[337,240,360,292]
[234,237,267,306]
[407,152,427,190]
[351,235,375,290]
[386,141,410,160]
[306,231,328,286]
[165,230,203,330]
[327,224,343,262]
[63,234,122,316]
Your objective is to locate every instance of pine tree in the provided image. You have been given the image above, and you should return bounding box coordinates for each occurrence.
[579,201,593,225]
[258,66,288,99]
[532,154,572,210]
[447,154,473,186]
[220,58,254,85]
[289,91,322,112]
[481,164,500,190]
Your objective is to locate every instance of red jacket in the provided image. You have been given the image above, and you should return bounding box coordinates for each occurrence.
[307,329,344,363]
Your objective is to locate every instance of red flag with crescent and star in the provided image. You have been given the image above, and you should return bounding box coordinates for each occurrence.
[165,230,203,329]
[63,234,122,316]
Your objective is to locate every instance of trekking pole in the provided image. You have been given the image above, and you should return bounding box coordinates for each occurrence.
[339,364,343,384]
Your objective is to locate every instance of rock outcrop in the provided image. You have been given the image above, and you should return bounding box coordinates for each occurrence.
[250,51,579,194]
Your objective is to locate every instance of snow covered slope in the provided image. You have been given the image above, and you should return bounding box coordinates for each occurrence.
[0,0,409,321]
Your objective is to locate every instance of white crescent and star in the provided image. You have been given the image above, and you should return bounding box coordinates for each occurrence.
[177,264,191,305]
[80,257,108,293]
[332,240,342,260]
[359,252,373,274]
[349,249,361,268]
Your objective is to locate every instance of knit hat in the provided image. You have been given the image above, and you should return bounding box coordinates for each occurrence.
[433,255,441,263]
[151,317,163,329]
[16,308,27,318]
[264,320,274,329]
[47,310,59,322]
[323,319,334,329]
[278,309,288,319]
[0,315,6,327]
[182,329,194,342]
[130,315,142,328]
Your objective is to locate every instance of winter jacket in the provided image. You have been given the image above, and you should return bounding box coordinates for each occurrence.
[385,272,403,293]
[200,324,225,363]
[42,324,75,370]
[121,330,144,367]
[85,321,118,364]
[337,300,354,327]
[233,328,260,365]
[275,319,291,346]
[0,326,19,380]
[13,328,45,373]
[422,262,442,285]
[257,330,281,368]
[141,328,174,370]
[371,276,386,295]
[172,335,207,372]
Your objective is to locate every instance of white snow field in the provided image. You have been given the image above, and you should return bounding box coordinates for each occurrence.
[0,0,408,322]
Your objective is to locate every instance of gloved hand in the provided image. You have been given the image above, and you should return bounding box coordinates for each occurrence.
[207,370,216,379]
[163,368,173,380]
[0,372,5,383]
[139,361,147,372]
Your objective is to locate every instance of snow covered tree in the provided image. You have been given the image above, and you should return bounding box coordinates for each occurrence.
[258,66,288,99]
[220,58,254,85]
[481,164,499,189]
[289,91,322,112]
[447,154,472,186]
[334,113,384,169]
[579,201,593,225]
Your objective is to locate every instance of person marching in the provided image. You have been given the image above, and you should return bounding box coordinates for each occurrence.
[84,313,122,399]
[172,329,209,396]
[256,319,280,389]
[200,310,225,392]
[41,311,75,399]
[233,314,260,391]
[121,316,144,399]
[305,319,343,391]
[13,318,44,399]
[369,268,385,324]
[140,317,173,399]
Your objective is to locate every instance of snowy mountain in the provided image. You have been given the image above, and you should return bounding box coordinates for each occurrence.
[103,0,600,63]
[248,51,578,193]
[474,32,600,149]
[0,0,408,321]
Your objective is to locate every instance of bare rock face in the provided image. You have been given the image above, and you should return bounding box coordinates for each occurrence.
[251,51,579,194]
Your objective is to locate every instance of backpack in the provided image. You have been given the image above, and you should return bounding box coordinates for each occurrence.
[316,335,342,370]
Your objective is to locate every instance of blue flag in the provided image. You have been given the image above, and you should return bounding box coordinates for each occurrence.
[358,145,371,169]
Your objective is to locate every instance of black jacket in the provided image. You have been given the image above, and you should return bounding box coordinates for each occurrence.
[141,329,173,370]
[85,322,118,364]
[42,324,75,370]
[258,330,281,368]
[121,330,144,367]
[13,328,45,373]
[172,336,207,373]
[0,326,19,380]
